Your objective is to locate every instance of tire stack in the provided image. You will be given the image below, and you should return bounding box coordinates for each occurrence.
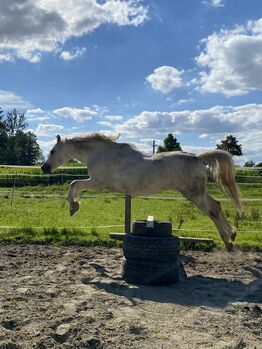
[122,219,181,285]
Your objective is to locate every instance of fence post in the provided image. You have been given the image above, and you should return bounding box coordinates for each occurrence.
[61,174,64,198]
[125,195,132,234]
[10,173,17,207]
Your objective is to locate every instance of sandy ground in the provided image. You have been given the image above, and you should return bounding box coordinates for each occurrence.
[0,245,261,349]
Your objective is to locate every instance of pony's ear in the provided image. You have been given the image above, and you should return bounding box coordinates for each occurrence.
[56,135,61,143]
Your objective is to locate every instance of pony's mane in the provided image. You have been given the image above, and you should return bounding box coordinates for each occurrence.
[67,132,118,144]
[66,132,138,151]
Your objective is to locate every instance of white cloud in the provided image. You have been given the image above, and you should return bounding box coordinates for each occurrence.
[59,47,86,60]
[111,103,262,162]
[26,108,51,121]
[174,98,195,106]
[105,115,123,121]
[35,123,65,137]
[38,139,57,154]
[53,107,98,122]
[211,0,224,7]
[0,0,148,62]
[203,0,224,7]
[196,18,262,96]
[103,0,149,26]
[97,121,113,127]
[0,90,32,110]
[199,133,209,139]
[113,104,262,138]
[146,66,183,94]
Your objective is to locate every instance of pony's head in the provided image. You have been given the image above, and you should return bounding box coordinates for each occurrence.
[41,135,69,174]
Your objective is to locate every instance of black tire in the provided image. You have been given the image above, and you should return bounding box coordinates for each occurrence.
[132,220,172,237]
[123,234,180,263]
[122,258,180,285]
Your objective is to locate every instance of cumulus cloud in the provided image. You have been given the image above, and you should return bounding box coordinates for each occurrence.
[0,0,148,62]
[59,47,86,60]
[110,103,262,162]
[146,66,183,94]
[196,18,262,96]
[105,115,123,121]
[203,0,224,7]
[97,121,113,127]
[26,108,51,121]
[53,107,98,122]
[211,0,224,7]
[0,90,32,110]
[35,123,65,137]
[113,104,262,137]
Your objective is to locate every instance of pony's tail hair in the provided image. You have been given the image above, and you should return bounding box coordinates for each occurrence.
[197,150,244,215]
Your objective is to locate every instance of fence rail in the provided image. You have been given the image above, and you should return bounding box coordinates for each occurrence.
[1,191,262,202]
[1,171,261,237]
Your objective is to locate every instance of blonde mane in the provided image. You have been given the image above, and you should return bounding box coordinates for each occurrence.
[66,132,118,144]
[65,132,138,150]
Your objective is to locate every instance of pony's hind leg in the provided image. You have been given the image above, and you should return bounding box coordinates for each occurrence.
[217,207,237,241]
[183,189,234,252]
[67,178,97,216]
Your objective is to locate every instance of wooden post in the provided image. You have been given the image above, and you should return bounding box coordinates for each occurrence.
[10,173,17,207]
[124,195,131,234]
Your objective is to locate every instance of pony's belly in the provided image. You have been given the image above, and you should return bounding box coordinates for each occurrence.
[117,181,173,196]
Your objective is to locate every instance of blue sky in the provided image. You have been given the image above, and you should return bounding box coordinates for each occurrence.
[0,0,262,164]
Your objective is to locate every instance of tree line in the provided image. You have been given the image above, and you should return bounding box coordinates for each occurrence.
[0,108,260,167]
[0,109,43,165]
[156,133,261,167]
[156,133,243,155]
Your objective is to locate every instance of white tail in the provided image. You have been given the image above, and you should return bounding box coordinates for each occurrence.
[198,150,244,215]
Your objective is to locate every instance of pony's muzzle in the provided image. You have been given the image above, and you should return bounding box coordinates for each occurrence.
[41,163,52,174]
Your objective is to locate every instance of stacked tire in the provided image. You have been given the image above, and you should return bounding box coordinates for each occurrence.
[122,220,180,285]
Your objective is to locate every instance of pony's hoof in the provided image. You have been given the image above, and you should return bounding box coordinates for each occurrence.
[231,231,237,241]
[226,241,233,252]
[70,201,79,216]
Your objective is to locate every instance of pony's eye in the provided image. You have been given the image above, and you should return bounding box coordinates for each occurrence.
[50,150,55,155]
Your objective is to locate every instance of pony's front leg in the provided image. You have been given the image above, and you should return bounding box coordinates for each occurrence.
[67,179,96,216]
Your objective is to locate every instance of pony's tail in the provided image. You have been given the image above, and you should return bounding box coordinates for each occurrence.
[197,150,244,215]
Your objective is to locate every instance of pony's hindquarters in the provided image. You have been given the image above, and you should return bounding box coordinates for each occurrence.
[197,150,243,215]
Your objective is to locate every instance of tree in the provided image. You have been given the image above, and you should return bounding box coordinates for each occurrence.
[157,133,182,153]
[13,131,42,165]
[0,109,43,165]
[5,109,27,136]
[216,135,243,156]
[244,160,255,167]
[0,109,8,163]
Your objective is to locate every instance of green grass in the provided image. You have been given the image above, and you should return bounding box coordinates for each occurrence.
[0,184,261,250]
[0,165,261,249]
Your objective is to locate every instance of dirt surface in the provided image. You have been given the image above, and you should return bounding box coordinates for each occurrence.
[0,245,261,349]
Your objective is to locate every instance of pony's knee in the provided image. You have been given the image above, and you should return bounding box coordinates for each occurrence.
[70,180,78,190]
[67,181,78,202]
[69,180,79,194]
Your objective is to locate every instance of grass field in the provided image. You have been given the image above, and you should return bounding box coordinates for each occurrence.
[0,176,261,250]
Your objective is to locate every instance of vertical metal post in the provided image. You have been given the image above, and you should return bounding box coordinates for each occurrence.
[124,195,131,234]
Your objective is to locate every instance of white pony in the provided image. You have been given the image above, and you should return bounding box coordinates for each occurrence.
[41,133,243,251]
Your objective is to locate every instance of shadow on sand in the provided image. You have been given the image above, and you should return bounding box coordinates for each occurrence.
[85,258,262,309]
